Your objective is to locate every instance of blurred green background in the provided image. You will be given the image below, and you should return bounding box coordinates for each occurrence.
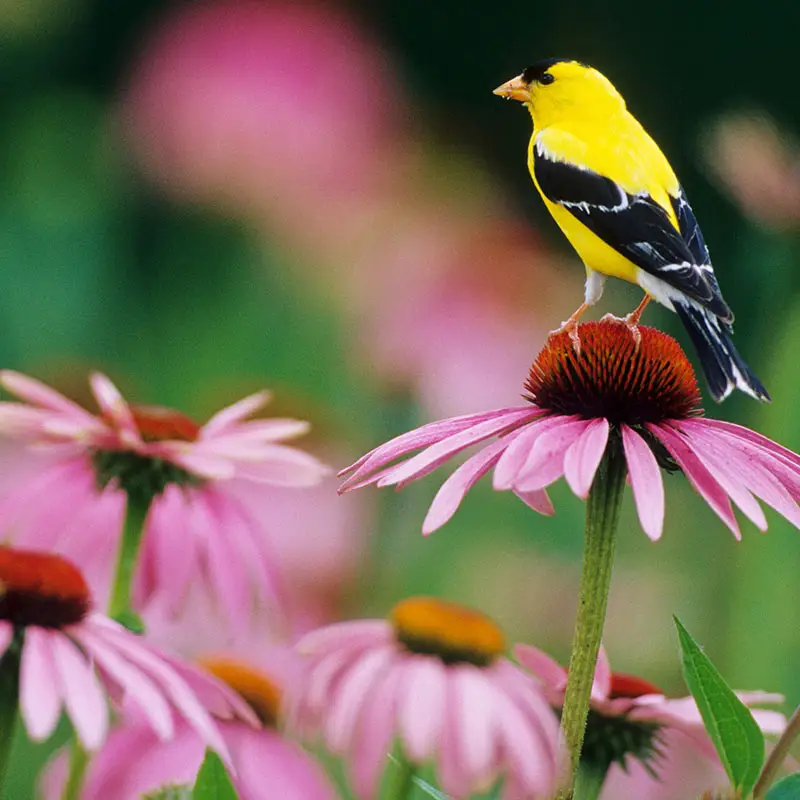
[3,0,800,795]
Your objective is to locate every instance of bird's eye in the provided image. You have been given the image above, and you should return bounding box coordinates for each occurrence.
[539,73,555,85]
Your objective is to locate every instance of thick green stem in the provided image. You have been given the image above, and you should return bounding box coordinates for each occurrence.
[108,490,152,631]
[558,440,627,797]
[386,753,416,800]
[0,630,22,794]
[61,740,88,800]
[753,701,800,798]
[572,762,608,800]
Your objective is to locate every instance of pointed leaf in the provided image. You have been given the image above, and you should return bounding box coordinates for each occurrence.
[766,773,800,799]
[674,617,765,795]
[193,750,238,800]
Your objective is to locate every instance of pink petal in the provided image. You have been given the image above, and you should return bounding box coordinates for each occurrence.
[201,391,272,436]
[452,666,499,789]
[377,412,537,489]
[160,449,236,480]
[493,416,567,490]
[297,621,391,658]
[621,425,665,541]
[649,423,740,538]
[422,435,517,535]
[201,419,311,446]
[325,647,394,752]
[52,633,108,750]
[89,373,140,446]
[591,646,612,701]
[563,418,610,499]
[513,644,567,691]
[513,488,555,515]
[0,371,95,420]
[339,408,538,490]
[695,419,800,469]
[349,661,402,799]
[396,657,445,762]
[515,418,592,491]
[436,675,473,799]
[19,628,63,742]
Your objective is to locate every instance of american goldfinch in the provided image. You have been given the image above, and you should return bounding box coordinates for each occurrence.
[494,59,769,402]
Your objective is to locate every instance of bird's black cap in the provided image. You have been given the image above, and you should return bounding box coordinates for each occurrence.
[521,58,585,83]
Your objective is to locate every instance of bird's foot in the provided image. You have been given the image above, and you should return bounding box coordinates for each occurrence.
[600,312,642,349]
[549,318,582,355]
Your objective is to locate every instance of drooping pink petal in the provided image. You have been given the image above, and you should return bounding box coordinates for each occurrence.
[297,620,391,658]
[621,425,665,541]
[89,373,140,447]
[338,408,537,490]
[376,412,539,489]
[493,416,567,490]
[513,644,567,691]
[200,391,272,436]
[422,435,517,535]
[19,628,63,742]
[591,647,612,701]
[563,418,610,499]
[436,674,473,800]
[396,657,445,762]
[514,418,592,491]
[513,488,556,515]
[51,633,108,750]
[200,419,311,447]
[648,423,740,538]
[0,370,96,420]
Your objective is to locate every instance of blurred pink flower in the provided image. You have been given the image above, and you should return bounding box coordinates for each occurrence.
[705,112,800,229]
[0,370,328,627]
[41,656,337,800]
[0,547,254,761]
[340,320,800,540]
[290,596,562,800]
[516,644,785,798]
[122,0,406,233]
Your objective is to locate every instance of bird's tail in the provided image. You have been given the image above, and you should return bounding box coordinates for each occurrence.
[673,300,770,403]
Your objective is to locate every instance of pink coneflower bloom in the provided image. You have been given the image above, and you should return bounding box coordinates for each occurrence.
[290,596,562,800]
[0,370,328,624]
[340,319,800,541]
[0,547,255,759]
[41,656,336,800]
[515,643,785,794]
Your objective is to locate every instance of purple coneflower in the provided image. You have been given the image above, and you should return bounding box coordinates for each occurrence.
[0,371,329,627]
[340,320,800,541]
[289,596,562,800]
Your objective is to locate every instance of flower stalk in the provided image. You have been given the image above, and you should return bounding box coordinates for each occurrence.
[386,753,416,800]
[572,762,609,800]
[107,489,153,632]
[559,437,627,797]
[753,702,800,798]
[62,740,89,800]
[0,630,22,794]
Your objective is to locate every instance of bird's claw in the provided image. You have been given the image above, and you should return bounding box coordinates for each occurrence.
[600,312,642,349]
[549,319,582,355]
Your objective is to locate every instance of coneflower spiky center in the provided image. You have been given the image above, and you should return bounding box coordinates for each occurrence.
[200,656,282,727]
[390,596,506,667]
[0,547,90,628]
[525,320,702,425]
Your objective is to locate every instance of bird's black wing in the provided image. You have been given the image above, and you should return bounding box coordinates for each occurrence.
[534,147,732,321]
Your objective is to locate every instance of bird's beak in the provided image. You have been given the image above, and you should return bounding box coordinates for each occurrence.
[493,74,530,103]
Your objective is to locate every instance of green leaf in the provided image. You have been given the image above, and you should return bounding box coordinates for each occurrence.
[674,617,765,795]
[144,787,192,800]
[192,751,238,800]
[766,773,800,799]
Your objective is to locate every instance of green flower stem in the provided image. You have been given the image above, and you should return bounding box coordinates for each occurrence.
[386,753,416,800]
[0,630,22,794]
[108,490,153,631]
[753,702,800,798]
[558,440,627,797]
[62,740,88,800]
[572,762,608,800]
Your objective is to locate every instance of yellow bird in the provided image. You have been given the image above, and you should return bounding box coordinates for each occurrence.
[494,59,769,402]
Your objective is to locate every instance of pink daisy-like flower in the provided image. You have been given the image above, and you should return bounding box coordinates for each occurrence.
[340,319,800,541]
[41,656,336,800]
[0,547,256,760]
[515,643,785,796]
[0,371,329,624]
[290,596,562,800]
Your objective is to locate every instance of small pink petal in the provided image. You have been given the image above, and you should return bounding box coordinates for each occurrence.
[513,644,567,690]
[201,391,272,436]
[493,416,566,490]
[563,418,610,499]
[422,435,517,535]
[297,620,391,657]
[649,423,740,538]
[591,647,612,701]
[621,425,665,541]
[515,418,591,491]
[513,488,555,515]
[396,657,445,761]
[19,628,63,742]
[452,666,499,788]
[89,373,140,445]
[0,371,95,419]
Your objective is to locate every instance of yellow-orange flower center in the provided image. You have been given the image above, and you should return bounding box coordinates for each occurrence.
[129,405,201,442]
[0,547,90,628]
[200,656,282,726]
[390,596,506,667]
[525,319,702,425]
[609,672,663,699]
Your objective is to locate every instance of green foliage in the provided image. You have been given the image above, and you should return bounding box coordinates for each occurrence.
[144,787,193,800]
[674,617,764,796]
[765,773,800,799]
[192,751,238,800]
